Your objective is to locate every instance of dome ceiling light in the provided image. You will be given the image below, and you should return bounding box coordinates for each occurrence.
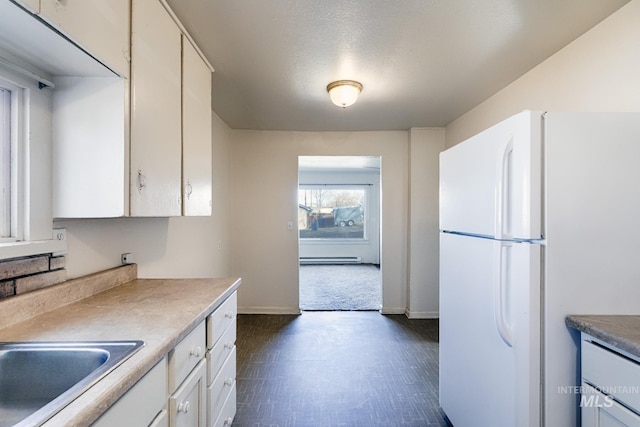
[326,80,363,108]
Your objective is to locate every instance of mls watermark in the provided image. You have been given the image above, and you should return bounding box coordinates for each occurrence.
[557,385,640,408]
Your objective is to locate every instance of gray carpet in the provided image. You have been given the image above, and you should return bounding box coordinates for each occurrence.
[299,264,382,311]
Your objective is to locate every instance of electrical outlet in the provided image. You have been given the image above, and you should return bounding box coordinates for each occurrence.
[121,253,135,265]
[287,221,294,231]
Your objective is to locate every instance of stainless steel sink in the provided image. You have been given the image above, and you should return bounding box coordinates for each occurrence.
[0,341,144,427]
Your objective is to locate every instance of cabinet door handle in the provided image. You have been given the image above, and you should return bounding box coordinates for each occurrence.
[223,417,233,426]
[190,346,202,358]
[185,180,193,199]
[137,169,146,193]
[178,401,191,414]
[224,378,234,386]
[225,311,234,319]
[224,342,234,350]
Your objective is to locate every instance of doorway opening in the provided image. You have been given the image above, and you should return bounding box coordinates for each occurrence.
[298,156,382,311]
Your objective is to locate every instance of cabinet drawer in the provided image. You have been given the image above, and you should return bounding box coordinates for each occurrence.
[170,359,206,427]
[207,347,236,427]
[169,321,206,391]
[207,292,237,349]
[213,382,236,427]
[582,340,640,411]
[207,320,236,385]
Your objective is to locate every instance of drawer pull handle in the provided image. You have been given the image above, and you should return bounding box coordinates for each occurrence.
[224,417,233,426]
[224,378,234,386]
[225,311,234,319]
[190,346,202,358]
[178,401,191,414]
[224,342,234,350]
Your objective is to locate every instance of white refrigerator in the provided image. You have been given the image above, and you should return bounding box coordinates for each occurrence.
[439,111,640,427]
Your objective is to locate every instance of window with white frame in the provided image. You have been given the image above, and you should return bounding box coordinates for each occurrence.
[0,67,63,259]
[0,84,13,240]
[298,186,367,240]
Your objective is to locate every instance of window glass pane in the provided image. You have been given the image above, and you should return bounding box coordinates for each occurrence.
[0,88,10,238]
[299,187,366,239]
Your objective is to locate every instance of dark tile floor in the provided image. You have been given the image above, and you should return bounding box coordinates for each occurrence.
[235,312,452,426]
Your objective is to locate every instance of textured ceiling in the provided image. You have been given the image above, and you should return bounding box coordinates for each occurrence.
[166,0,629,132]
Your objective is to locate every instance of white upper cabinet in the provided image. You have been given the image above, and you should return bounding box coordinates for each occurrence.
[52,77,128,218]
[182,37,212,216]
[13,0,39,13]
[38,0,131,77]
[48,0,213,218]
[130,0,182,217]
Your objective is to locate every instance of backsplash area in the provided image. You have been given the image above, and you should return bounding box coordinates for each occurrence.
[0,254,67,299]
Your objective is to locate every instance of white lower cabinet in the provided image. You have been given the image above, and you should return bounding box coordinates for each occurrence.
[92,357,168,427]
[581,334,640,426]
[169,321,207,427]
[170,359,207,427]
[207,347,236,425]
[214,383,237,427]
[92,292,238,426]
[581,384,640,427]
[149,409,169,427]
[206,291,237,426]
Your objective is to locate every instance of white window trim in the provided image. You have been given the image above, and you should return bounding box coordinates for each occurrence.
[0,61,66,260]
[0,85,10,239]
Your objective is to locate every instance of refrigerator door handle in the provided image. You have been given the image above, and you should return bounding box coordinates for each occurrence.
[495,138,514,240]
[494,241,513,347]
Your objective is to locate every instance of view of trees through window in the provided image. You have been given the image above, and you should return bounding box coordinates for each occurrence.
[299,187,366,239]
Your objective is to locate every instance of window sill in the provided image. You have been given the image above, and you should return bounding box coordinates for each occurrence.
[0,237,66,261]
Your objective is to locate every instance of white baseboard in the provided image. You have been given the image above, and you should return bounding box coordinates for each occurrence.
[238,306,301,315]
[405,309,439,319]
[380,307,407,315]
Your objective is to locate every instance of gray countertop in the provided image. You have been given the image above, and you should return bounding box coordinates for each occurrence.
[0,266,241,427]
[566,315,640,359]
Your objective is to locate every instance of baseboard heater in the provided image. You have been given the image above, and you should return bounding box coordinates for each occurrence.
[299,256,362,265]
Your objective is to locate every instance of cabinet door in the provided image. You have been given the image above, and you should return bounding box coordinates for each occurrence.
[582,386,640,427]
[170,359,207,427]
[182,37,212,216]
[92,358,168,427]
[130,0,182,217]
[149,409,169,427]
[52,77,127,218]
[14,0,39,13]
[39,0,130,77]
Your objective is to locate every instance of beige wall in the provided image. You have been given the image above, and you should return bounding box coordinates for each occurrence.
[54,111,233,279]
[230,130,411,314]
[47,0,640,317]
[445,0,640,148]
[407,128,445,318]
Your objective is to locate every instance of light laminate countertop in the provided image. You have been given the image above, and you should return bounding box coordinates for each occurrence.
[566,315,640,359]
[0,266,241,427]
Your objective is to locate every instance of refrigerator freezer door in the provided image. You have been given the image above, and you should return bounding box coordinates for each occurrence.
[440,111,542,240]
[439,232,540,427]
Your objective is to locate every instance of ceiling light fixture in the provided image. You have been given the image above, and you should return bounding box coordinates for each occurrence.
[326,80,363,108]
